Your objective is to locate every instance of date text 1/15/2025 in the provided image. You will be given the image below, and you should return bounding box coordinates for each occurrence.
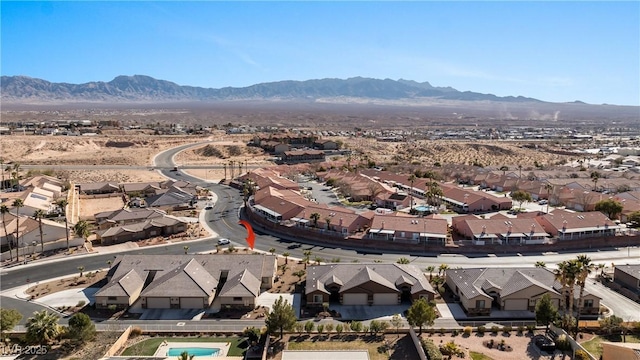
[0,344,49,356]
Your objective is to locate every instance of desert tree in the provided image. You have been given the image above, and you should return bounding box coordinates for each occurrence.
[310,212,321,228]
[594,199,623,220]
[511,190,532,210]
[426,265,435,280]
[0,308,22,337]
[282,251,290,264]
[535,293,558,333]
[391,313,403,337]
[406,298,437,335]
[67,312,96,342]
[265,296,297,339]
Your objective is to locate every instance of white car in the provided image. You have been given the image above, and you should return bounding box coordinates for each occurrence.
[217,238,230,245]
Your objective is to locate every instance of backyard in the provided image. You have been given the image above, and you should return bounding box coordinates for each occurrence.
[580,333,640,359]
[270,334,420,360]
[121,336,247,356]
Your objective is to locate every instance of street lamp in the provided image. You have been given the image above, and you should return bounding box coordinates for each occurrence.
[31,241,37,260]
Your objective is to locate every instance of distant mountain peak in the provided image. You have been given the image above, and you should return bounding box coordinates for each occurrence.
[1,74,545,103]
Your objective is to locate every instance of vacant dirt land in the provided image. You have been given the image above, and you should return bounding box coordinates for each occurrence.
[79,196,125,220]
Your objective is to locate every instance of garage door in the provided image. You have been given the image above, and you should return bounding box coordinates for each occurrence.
[146,297,171,309]
[503,299,528,311]
[343,293,367,305]
[373,293,398,305]
[180,297,204,309]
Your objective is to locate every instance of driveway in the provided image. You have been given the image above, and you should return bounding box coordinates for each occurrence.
[38,287,99,308]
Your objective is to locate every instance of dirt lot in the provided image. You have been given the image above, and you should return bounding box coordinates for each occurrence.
[79,196,125,220]
[26,270,107,300]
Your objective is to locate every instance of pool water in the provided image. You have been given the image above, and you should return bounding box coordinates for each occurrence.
[167,347,220,356]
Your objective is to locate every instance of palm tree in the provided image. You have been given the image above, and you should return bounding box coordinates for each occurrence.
[12,199,24,261]
[438,263,449,277]
[56,199,70,252]
[183,245,189,254]
[1,204,14,261]
[11,163,21,189]
[77,266,85,277]
[283,252,290,264]
[310,212,321,228]
[544,183,554,213]
[34,209,46,254]
[73,219,91,244]
[0,157,4,190]
[553,261,570,313]
[177,351,195,360]
[590,171,600,191]
[575,255,595,335]
[407,174,416,212]
[302,250,312,268]
[534,261,546,268]
[26,310,60,344]
[426,265,435,280]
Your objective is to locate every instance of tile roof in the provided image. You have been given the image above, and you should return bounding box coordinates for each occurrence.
[95,269,144,297]
[306,263,435,296]
[141,259,218,297]
[218,269,261,297]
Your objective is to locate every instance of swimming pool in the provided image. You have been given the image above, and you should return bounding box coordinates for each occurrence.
[166,347,220,356]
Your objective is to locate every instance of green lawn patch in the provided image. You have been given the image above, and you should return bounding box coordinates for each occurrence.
[288,338,388,360]
[581,334,640,359]
[470,351,494,360]
[122,337,246,356]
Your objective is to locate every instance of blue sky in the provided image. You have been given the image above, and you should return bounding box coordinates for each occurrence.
[2,1,639,105]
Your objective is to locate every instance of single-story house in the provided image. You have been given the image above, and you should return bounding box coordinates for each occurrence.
[613,264,640,292]
[95,208,167,230]
[96,254,277,309]
[96,216,187,245]
[535,209,619,240]
[452,216,548,245]
[305,263,435,307]
[77,182,120,195]
[446,267,600,316]
[367,213,448,244]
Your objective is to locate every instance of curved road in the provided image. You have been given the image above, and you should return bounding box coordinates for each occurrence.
[2,141,639,320]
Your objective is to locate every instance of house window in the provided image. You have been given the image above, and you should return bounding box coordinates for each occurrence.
[233,297,242,301]
[475,300,485,309]
[313,295,323,303]
[108,296,117,301]
[584,299,594,308]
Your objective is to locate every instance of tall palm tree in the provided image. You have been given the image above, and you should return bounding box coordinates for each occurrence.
[310,212,321,228]
[535,261,546,268]
[575,255,595,335]
[11,163,21,189]
[438,263,449,277]
[73,219,91,244]
[283,252,290,265]
[553,261,570,313]
[56,199,70,252]
[590,171,600,191]
[407,174,416,212]
[12,199,24,261]
[34,209,46,254]
[426,265,435,280]
[0,157,4,190]
[564,260,580,314]
[26,310,61,344]
[544,183,554,213]
[1,204,14,261]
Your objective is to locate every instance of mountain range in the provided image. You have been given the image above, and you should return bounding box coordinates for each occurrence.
[1,75,546,103]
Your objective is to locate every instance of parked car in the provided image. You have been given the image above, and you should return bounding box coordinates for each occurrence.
[217,238,230,245]
[538,199,548,205]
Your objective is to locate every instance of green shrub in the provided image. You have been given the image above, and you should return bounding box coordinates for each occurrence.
[555,334,572,351]
[130,327,143,338]
[502,325,512,333]
[574,349,590,360]
[463,326,472,336]
[491,326,499,334]
[421,338,443,360]
[526,324,536,333]
[517,325,524,334]
[477,326,486,335]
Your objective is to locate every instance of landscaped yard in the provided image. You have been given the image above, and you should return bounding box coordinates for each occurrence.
[278,334,423,360]
[121,337,246,356]
[286,336,392,360]
[470,351,494,360]
[580,333,640,359]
